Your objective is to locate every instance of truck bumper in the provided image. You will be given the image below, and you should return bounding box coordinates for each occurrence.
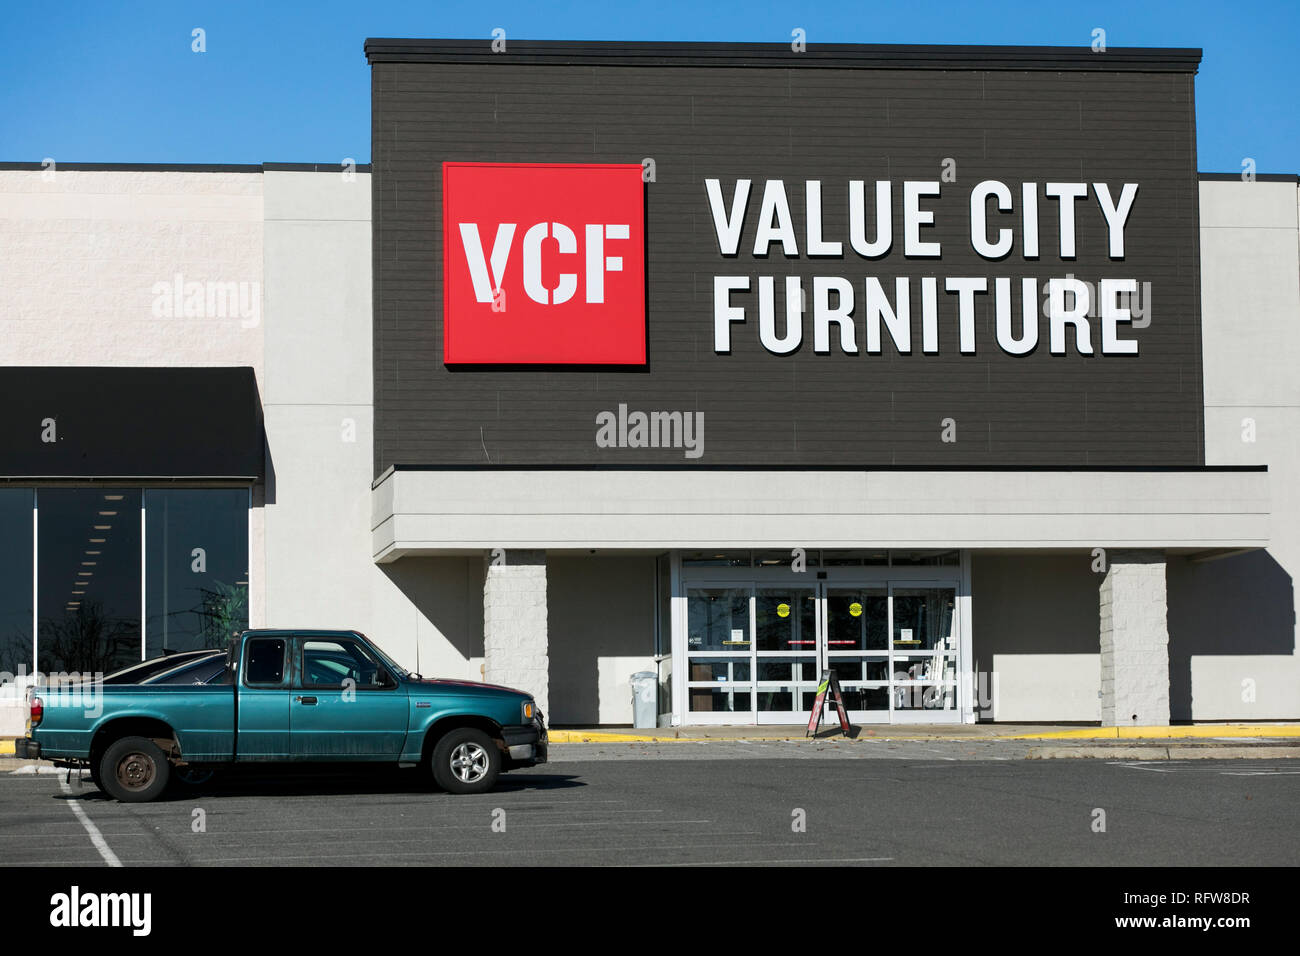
[13,738,40,760]
[502,715,547,766]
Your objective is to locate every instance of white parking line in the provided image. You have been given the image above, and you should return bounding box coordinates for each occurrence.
[58,778,122,868]
[1112,761,1300,776]
[653,856,894,867]
[1220,770,1300,776]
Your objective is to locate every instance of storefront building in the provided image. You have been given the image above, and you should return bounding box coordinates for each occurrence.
[2,40,1297,732]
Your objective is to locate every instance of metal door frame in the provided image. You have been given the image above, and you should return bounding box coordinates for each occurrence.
[673,557,970,726]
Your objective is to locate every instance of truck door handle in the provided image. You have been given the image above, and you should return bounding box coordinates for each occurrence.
[295,696,318,705]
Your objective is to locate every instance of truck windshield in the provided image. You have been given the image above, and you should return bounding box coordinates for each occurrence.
[358,637,409,680]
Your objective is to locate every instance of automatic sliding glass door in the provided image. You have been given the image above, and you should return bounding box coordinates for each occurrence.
[685,587,753,718]
[753,587,819,719]
[889,585,958,715]
[822,587,890,718]
[681,576,961,725]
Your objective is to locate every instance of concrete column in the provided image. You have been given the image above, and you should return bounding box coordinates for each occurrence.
[483,550,549,717]
[1099,549,1170,726]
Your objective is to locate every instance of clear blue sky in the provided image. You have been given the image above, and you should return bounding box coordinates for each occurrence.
[1,0,1296,173]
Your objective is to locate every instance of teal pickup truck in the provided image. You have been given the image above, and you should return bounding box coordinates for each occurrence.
[15,629,546,802]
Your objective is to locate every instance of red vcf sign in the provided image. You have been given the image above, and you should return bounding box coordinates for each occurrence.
[442,162,646,364]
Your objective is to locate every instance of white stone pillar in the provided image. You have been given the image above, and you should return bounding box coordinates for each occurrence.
[1099,549,1170,727]
[483,550,549,718]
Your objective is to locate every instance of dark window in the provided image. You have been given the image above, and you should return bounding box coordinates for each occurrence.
[145,489,248,656]
[37,489,141,675]
[244,638,286,685]
[890,550,960,567]
[0,489,33,675]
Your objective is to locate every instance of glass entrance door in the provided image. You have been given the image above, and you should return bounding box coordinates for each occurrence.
[822,587,890,719]
[889,586,958,716]
[684,586,752,717]
[753,586,820,720]
[681,575,961,724]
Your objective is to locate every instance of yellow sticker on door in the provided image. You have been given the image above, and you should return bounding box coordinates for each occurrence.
[776,603,790,618]
[849,602,863,617]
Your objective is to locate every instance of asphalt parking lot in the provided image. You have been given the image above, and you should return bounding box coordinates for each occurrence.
[2,744,1296,867]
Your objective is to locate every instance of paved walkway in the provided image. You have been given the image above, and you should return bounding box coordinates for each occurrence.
[545,722,1300,743]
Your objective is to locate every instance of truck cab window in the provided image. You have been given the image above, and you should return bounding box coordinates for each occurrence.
[302,639,391,689]
[245,638,286,685]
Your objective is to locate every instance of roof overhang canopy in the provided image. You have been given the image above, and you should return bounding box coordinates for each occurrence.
[372,466,1269,560]
[0,366,263,481]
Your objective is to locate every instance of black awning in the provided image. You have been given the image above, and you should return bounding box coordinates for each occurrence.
[0,367,263,479]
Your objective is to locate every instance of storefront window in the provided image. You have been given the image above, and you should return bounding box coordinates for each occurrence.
[826,587,888,650]
[753,549,817,568]
[822,550,889,566]
[755,588,816,652]
[892,588,956,651]
[12,487,251,675]
[690,657,751,682]
[0,489,34,676]
[678,568,961,723]
[890,550,960,566]
[686,587,752,714]
[37,489,141,675]
[145,489,249,655]
[681,552,751,567]
[686,587,749,652]
[689,688,751,712]
[655,553,672,716]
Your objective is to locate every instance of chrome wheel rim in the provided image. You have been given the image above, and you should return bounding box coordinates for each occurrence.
[116,752,155,791]
[449,742,490,783]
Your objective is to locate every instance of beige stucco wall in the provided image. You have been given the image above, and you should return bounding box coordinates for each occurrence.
[1180,178,1300,719]
[0,169,266,735]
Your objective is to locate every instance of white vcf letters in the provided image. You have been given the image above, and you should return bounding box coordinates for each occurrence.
[459,221,630,305]
[459,223,516,303]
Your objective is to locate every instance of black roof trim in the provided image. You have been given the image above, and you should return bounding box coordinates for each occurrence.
[0,162,371,173]
[364,38,1202,72]
[1199,171,1299,183]
[0,476,258,483]
[262,162,373,172]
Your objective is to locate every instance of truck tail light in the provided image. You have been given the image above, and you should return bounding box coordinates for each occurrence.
[29,696,43,729]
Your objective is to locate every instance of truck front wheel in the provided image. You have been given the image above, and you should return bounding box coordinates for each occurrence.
[431,728,501,795]
[99,736,171,803]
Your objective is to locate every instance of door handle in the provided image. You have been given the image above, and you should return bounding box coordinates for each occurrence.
[295,696,318,705]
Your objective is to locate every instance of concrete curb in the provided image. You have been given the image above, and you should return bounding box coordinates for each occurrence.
[1027,745,1300,760]
[547,725,1300,744]
[1010,725,1300,740]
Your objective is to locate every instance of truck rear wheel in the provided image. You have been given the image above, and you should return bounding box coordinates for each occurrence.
[431,728,501,795]
[99,736,171,803]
